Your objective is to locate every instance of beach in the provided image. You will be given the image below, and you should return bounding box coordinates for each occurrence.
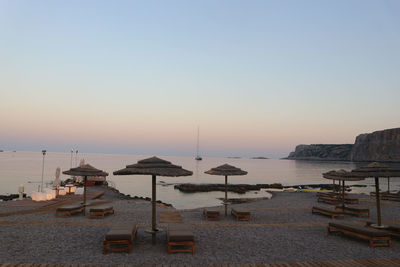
[1,186,400,265]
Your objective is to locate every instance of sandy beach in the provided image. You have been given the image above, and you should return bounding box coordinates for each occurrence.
[1,187,400,266]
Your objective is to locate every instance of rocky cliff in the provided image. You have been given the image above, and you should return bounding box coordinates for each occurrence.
[287,144,353,161]
[287,128,400,162]
[351,128,400,162]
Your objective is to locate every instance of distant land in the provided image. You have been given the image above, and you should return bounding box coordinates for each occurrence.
[226,156,269,159]
[286,127,400,162]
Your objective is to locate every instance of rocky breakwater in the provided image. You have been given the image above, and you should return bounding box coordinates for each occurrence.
[351,128,400,162]
[286,144,353,161]
[174,183,283,194]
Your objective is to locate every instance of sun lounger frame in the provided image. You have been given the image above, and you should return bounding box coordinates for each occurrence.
[167,224,195,254]
[328,224,391,247]
[103,225,137,253]
[370,192,400,202]
[89,206,114,219]
[317,192,358,204]
[381,195,400,201]
[55,206,84,218]
[335,206,370,218]
[203,209,220,221]
[337,197,359,204]
[317,192,348,198]
[365,221,400,239]
[168,241,195,254]
[231,208,251,221]
[311,207,344,219]
[317,197,341,205]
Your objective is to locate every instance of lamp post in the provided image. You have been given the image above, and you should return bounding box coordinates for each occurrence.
[75,150,78,166]
[41,150,46,192]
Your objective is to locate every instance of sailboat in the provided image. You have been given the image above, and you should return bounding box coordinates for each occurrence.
[195,127,202,161]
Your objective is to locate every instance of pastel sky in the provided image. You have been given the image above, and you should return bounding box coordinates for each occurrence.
[1,0,399,158]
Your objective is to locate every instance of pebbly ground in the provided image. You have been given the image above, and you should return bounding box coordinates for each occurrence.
[0,190,400,265]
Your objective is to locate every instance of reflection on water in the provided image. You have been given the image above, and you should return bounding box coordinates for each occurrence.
[1,151,400,209]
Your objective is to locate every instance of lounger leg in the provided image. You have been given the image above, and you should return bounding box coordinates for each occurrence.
[103,241,108,254]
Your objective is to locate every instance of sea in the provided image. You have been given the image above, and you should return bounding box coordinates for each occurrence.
[1,151,399,209]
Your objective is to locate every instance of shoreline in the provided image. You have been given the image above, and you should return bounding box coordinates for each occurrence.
[0,181,370,206]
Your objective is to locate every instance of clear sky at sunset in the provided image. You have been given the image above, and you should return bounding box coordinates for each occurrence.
[1,0,399,158]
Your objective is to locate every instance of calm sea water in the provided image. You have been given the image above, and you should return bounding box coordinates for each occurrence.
[0,151,398,209]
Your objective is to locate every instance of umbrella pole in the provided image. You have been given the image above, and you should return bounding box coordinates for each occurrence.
[152,174,156,244]
[225,175,228,216]
[342,180,345,210]
[83,176,87,215]
[375,177,382,227]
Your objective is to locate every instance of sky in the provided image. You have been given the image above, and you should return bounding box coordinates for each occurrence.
[0,0,399,158]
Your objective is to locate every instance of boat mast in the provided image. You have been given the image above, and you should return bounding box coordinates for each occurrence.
[196,126,200,158]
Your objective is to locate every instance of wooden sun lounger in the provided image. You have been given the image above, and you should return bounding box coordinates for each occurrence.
[335,205,370,217]
[370,192,400,201]
[318,196,358,205]
[328,222,391,247]
[311,206,344,219]
[89,204,114,219]
[56,204,84,218]
[317,192,338,198]
[231,208,251,221]
[203,208,220,221]
[386,225,400,238]
[167,223,195,254]
[335,197,359,204]
[366,221,400,239]
[103,223,137,253]
[317,197,342,205]
[382,195,400,201]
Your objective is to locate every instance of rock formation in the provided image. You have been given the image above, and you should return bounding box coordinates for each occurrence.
[286,128,400,162]
[287,144,353,161]
[351,128,400,162]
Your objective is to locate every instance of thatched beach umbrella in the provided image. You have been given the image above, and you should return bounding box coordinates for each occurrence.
[63,164,108,214]
[322,169,365,210]
[351,162,400,227]
[113,156,192,244]
[205,164,248,216]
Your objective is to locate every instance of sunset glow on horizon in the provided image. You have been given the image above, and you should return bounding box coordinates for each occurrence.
[1,0,399,158]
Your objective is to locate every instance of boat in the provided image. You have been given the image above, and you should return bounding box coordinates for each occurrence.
[195,127,202,161]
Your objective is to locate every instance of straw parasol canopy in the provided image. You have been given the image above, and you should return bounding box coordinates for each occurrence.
[322,169,365,210]
[113,156,192,244]
[63,164,108,177]
[63,164,108,214]
[323,169,365,181]
[205,164,248,216]
[351,162,400,227]
[113,157,192,177]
